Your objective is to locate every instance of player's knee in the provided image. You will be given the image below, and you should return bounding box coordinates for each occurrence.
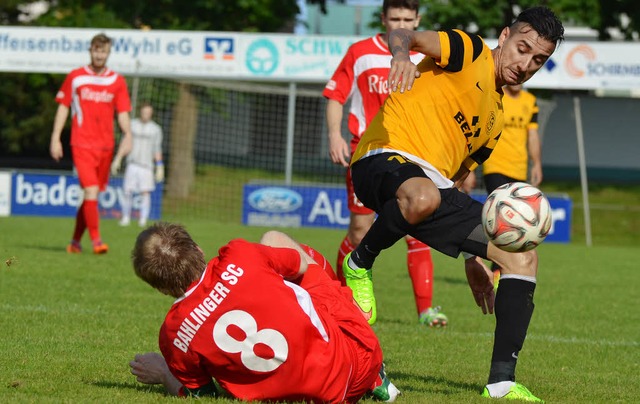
[401,193,440,224]
[501,250,538,276]
[259,230,288,246]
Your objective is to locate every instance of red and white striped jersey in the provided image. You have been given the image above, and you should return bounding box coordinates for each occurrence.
[55,65,131,150]
[323,34,424,140]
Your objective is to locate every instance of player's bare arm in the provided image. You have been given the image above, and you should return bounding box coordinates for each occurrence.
[388,29,440,93]
[325,99,350,167]
[259,230,311,278]
[528,128,543,186]
[50,104,70,161]
[116,111,133,157]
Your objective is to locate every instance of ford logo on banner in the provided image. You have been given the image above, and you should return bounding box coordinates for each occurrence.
[248,187,303,213]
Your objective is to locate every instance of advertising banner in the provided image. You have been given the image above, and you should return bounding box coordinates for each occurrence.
[8,172,163,220]
[243,183,572,243]
[0,26,356,82]
[2,26,640,89]
[242,184,350,229]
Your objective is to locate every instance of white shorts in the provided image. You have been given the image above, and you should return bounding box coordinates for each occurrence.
[123,163,156,193]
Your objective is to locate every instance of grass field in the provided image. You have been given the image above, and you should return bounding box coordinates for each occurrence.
[1,215,639,403]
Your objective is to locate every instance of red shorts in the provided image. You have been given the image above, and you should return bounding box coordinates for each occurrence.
[299,244,337,281]
[71,146,113,191]
[303,265,382,402]
[296,249,382,403]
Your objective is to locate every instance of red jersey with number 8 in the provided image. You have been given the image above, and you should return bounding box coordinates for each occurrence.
[158,239,381,403]
[55,66,131,150]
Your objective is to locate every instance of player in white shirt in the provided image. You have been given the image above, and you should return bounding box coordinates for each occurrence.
[113,102,164,227]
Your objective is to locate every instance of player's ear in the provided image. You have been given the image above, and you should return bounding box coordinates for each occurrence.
[414,14,421,29]
[498,27,510,46]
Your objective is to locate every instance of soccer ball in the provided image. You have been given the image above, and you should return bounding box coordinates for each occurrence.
[481,182,552,252]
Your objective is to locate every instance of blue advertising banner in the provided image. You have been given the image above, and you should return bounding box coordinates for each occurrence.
[242,184,349,229]
[9,172,163,220]
[243,183,572,243]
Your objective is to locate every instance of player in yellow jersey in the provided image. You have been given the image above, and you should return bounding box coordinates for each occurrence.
[483,84,542,190]
[342,6,563,402]
[483,84,543,285]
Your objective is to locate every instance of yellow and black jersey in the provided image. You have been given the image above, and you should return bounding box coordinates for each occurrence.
[482,90,538,180]
[352,29,504,188]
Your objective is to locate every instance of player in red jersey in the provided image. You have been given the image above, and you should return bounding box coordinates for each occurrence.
[323,0,447,327]
[128,223,399,403]
[49,33,132,255]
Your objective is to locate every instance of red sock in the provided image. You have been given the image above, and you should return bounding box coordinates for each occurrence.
[83,199,101,245]
[72,202,87,242]
[406,238,434,315]
[336,236,355,286]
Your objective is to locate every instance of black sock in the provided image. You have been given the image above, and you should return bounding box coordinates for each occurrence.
[352,199,414,269]
[488,278,536,384]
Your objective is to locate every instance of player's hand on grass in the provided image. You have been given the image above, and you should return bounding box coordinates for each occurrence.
[464,256,495,314]
[129,352,169,385]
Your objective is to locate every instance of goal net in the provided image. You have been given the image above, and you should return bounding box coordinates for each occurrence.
[128,77,348,223]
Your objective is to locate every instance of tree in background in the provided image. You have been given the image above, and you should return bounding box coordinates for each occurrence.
[0,0,305,197]
[419,0,640,40]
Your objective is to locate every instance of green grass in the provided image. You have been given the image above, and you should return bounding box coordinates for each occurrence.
[1,216,639,403]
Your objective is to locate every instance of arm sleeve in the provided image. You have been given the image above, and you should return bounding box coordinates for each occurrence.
[55,74,73,107]
[252,243,302,279]
[527,98,540,130]
[154,124,163,155]
[115,76,132,113]
[159,325,213,390]
[322,47,356,104]
[439,30,485,72]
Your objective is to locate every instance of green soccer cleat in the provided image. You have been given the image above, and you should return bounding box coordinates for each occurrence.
[419,306,448,327]
[342,252,377,325]
[370,363,400,402]
[481,382,544,402]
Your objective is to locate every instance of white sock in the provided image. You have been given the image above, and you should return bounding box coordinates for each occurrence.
[121,192,132,221]
[485,381,515,398]
[139,193,151,224]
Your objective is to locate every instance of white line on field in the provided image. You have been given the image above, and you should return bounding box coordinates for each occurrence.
[445,330,639,347]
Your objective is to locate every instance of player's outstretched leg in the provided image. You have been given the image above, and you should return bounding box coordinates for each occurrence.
[342,252,376,325]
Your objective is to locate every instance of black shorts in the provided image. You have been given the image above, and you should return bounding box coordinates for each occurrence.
[484,173,520,195]
[351,153,489,258]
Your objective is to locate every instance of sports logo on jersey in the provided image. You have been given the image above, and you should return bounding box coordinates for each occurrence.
[204,37,235,60]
